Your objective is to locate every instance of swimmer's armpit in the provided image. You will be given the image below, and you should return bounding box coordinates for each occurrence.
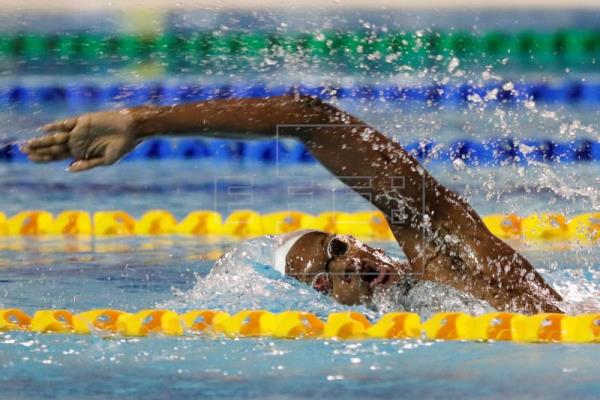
[27,95,563,313]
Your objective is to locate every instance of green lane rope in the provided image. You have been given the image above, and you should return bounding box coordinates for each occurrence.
[0,30,598,70]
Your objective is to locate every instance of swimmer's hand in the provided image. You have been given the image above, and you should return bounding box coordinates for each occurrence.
[22,111,139,172]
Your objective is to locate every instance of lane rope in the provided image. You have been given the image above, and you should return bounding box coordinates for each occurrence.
[3,137,600,165]
[0,210,598,243]
[1,308,599,342]
[2,30,599,70]
[1,82,599,107]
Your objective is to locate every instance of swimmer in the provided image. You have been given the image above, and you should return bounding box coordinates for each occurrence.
[22,95,563,314]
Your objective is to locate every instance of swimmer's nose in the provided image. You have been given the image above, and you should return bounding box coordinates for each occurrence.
[359,260,379,284]
[341,265,356,282]
[338,259,392,285]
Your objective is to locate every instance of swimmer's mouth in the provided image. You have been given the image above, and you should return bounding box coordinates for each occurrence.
[360,264,391,288]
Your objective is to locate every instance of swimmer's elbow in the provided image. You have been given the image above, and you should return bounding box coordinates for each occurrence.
[284,93,326,108]
[283,94,342,121]
[271,94,345,140]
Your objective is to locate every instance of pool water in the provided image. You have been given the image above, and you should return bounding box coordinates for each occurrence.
[2,8,600,399]
[1,148,600,399]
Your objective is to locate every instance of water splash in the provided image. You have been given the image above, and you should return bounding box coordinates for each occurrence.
[549,269,600,314]
[527,160,600,209]
[160,236,358,318]
[161,235,492,319]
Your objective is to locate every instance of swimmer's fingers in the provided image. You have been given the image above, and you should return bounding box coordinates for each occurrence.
[68,158,105,172]
[27,154,52,163]
[23,131,70,153]
[24,143,71,160]
[42,118,78,134]
[27,152,69,163]
[25,118,78,156]
[22,138,71,164]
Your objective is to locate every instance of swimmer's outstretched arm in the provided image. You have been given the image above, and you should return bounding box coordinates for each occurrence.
[23,95,563,313]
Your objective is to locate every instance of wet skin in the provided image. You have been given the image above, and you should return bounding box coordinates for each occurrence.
[22,94,564,313]
[285,231,411,306]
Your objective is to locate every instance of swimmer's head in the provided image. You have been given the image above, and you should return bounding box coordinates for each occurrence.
[274,230,409,306]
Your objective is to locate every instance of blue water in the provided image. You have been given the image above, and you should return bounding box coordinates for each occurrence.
[2,8,600,400]
[2,333,600,400]
[1,158,600,399]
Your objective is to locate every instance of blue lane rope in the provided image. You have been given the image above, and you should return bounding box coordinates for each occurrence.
[1,81,600,107]
[2,137,600,165]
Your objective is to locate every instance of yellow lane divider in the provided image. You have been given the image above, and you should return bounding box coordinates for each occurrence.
[1,309,599,342]
[0,210,599,243]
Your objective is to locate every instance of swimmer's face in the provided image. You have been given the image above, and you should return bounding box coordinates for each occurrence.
[285,232,407,306]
